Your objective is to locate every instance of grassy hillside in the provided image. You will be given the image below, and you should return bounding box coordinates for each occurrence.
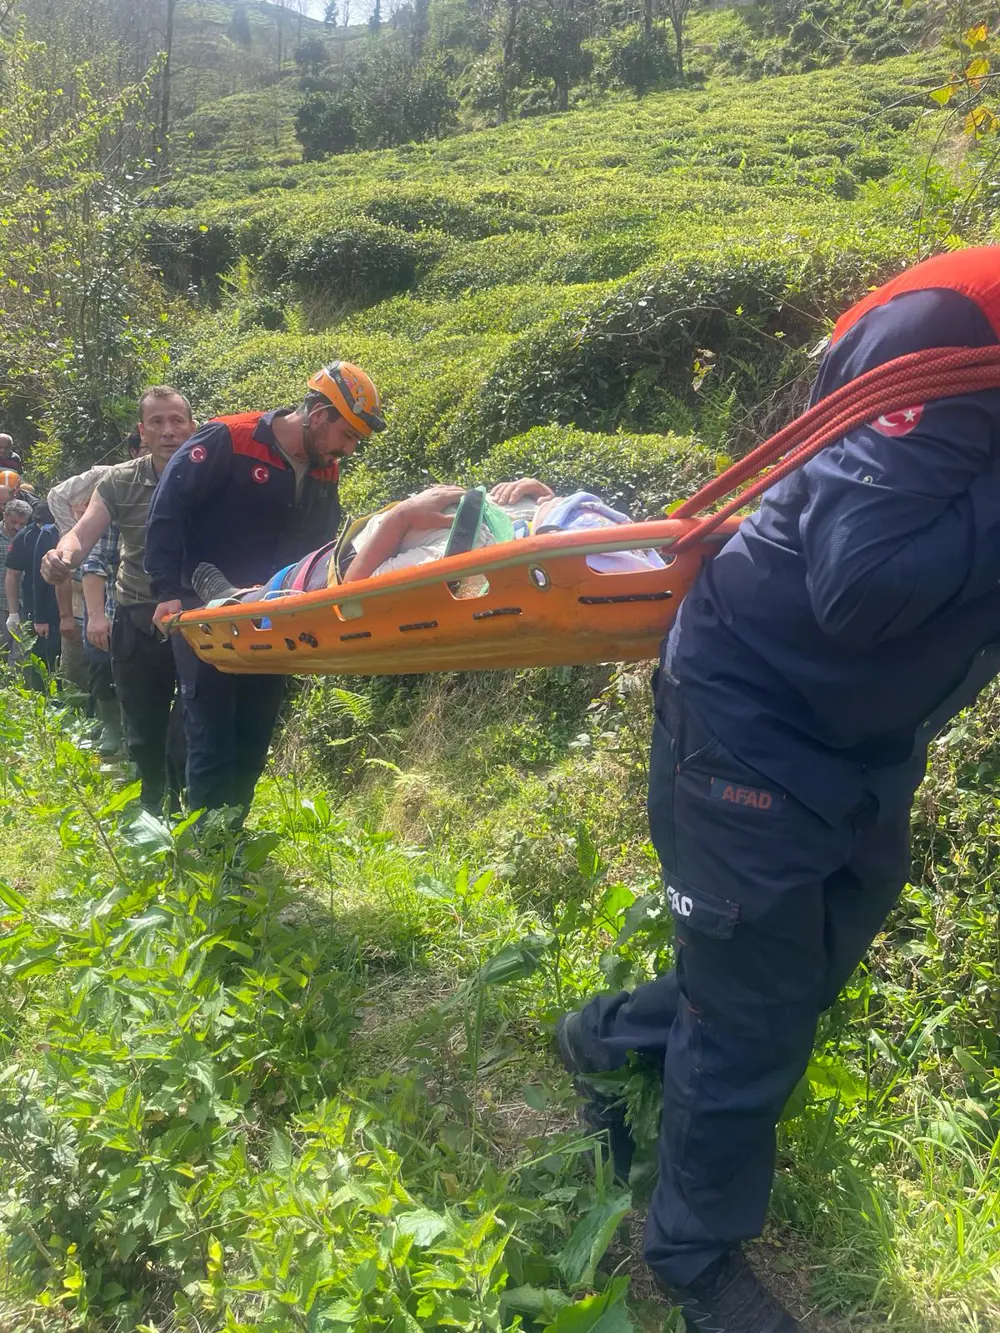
[169,0,371,166]
[154,55,938,514]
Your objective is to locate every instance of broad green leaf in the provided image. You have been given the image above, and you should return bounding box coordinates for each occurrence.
[557,1193,631,1289]
[98,780,142,816]
[502,1285,572,1317]
[396,1208,448,1246]
[477,933,553,985]
[0,880,26,913]
[542,1277,634,1333]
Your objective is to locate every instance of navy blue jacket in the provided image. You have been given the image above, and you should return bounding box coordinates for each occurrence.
[669,247,1000,824]
[30,526,61,628]
[145,410,341,603]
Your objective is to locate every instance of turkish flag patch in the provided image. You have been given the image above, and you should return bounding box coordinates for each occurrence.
[190,445,207,463]
[869,405,924,437]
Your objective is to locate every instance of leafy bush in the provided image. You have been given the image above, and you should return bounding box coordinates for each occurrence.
[469,423,715,516]
[273,222,443,307]
[143,218,240,294]
[294,49,458,161]
[295,90,358,161]
[591,24,677,97]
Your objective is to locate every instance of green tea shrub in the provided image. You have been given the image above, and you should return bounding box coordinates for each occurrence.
[363,189,534,239]
[268,221,444,306]
[143,219,239,295]
[469,424,715,516]
[459,252,857,450]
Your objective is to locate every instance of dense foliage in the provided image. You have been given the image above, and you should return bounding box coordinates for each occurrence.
[5,3,1000,1330]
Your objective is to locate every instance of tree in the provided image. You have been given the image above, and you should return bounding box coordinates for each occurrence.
[295,91,358,158]
[598,22,675,96]
[324,0,339,23]
[229,2,253,47]
[295,35,329,75]
[515,0,592,113]
[352,47,456,145]
[500,0,520,120]
[0,23,165,469]
[413,0,430,54]
[660,0,692,76]
[369,0,383,33]
[644,0,654,39]
[159,0,177,140]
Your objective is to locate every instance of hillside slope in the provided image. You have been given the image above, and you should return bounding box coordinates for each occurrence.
[155,56,934,512]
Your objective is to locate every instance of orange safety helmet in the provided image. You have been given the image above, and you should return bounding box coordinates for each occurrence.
[0,469,20,489]
[308,361,386,437]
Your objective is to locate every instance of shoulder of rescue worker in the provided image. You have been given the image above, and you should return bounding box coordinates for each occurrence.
[166,420,235,468]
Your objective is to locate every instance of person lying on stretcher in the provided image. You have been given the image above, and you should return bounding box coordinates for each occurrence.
[190,477,665,606]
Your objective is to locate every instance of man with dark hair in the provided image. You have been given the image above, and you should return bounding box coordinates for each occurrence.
[146,360,385,817]
[40,386,194,810]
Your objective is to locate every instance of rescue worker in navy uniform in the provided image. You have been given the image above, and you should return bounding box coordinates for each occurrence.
[557,246,1000,1332]
[147,362,385,818]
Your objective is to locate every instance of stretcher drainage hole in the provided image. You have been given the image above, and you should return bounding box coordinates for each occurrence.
[399,620,439,633]
[579,591,674,606]
[198,643,213,650]
[199,623,212,635]
[472,606,522,620]
[249,643,272,651]
[230,624,240,638]
[284,638,297,651]
[530,566,549,590]
[340,630,372,642]
[299,632,319,647]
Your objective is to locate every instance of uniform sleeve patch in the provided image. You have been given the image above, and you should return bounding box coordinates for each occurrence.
[190,445,207,463]
[869,405,924,437]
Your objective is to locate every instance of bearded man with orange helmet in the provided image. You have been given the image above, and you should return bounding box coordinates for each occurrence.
[146,361,386,818]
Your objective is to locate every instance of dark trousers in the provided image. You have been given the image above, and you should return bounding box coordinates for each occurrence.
[111,607,186,812]
[83,637,115,704]
[170,633,286,815]
[574,676,918,1288]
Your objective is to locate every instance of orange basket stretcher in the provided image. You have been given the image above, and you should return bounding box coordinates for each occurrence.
[173,340,1000,676]
[172,516,743,676]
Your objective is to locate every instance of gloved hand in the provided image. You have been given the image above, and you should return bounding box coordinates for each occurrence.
[5,612,20,633]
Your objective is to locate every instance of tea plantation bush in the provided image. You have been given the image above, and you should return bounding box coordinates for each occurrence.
[162,58,939,503]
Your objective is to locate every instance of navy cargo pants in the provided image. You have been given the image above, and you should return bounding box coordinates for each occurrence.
[171,633,286,816]
[573,673,918,1288]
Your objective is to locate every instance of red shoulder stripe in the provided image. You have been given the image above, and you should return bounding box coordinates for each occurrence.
[309,462,340,483]
[833,246,1000,344]
[215,412,289,469]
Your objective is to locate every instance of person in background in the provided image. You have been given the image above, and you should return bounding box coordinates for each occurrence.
[41,387,194,811]
[5,501,51,683]
[47,468,110,701]
[0,434,23,474]
[146,361,383,819]
[80,523,123,757]
[0,499,32,665]
[29,509,62,678]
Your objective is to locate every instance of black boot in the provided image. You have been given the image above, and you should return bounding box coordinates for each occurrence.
[191,562,243,604]
[659,1249,802,1333]
[555,1011,635,1183]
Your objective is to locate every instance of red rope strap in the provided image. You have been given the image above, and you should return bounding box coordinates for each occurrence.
[670,344,1000,553]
